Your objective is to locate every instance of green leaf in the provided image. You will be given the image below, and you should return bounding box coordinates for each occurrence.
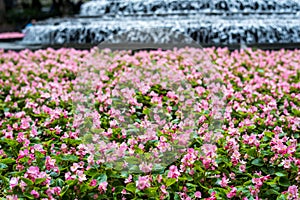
[0,175,9,184]
[243,180,252,186]
[84,169,98,177]
[0,163,8,169]
[80,183,89,193]
[265,189,280,196]
[275,172,287,177]
[114,186,125,194]
[278,176,290,187]
[60,185,69,197]
[56,178,64,187]
[166,178,177,187]
[35,178,46,185]
[125,157,140,165]
[65,179,78,187]
[144,187,159,197]
[186,183,197,190]
[21,177,34,186]
[96,173,107,183]
[257,69,264,73]
[292,109,300,117]
[50,172,59,177]
[246,147,257,157]
[8,171,24,176]
[0,158,15,164]
[143,108,150,115]
[276,194,287,200]
[126,183,136,194]
[264,131,274,138]
[174,193,181,200]
[18,157,29,163]
[35,151,45,159]
[61,155,78,162]
[178,175,194,182]
[23,192,34,199]
[151,164,165,174]
[251,158,264,167]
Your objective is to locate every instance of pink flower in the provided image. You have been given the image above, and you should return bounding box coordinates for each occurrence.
[4,130,13,139]
[19,180,27,192]
[239,162,246,172]
[157,174,162,183]
[53,187,61,196]
[6,195,18,200]
[287,185,299,200]
[139,162,153,173]
[98,181,108,194]
[195,191,202,198]
[25,166,40,180]
[90,179,97,187]
[45,156,56,170]
[70,163,79,172]
[220,175,229,188]
[167,165,180,179]
[61,143,68,152]
[93,194,99,199]
[136,175,151,190]
[125,175,132,184]
[9,177,19,189]
[30,190,39,198]
[160,185,168,195]
[76,170,87,182]
[16,132,26,143]
[27,166,39,175]
[227,187,237,198]
[252,178,263,187]
[65,172,73,181]
[281,159,291,169]
[121,189,127,195]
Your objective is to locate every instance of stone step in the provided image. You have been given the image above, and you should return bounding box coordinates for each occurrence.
[21,15,300,46]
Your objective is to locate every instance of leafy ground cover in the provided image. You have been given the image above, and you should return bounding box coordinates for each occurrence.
[0,47,299,200]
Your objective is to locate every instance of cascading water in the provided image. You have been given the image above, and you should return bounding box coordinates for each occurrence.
[80,0,300,16]
[21,0,300,46]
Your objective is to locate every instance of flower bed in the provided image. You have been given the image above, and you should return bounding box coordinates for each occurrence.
[0,47,299,199]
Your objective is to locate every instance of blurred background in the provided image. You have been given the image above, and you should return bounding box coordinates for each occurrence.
[0,0,87,32]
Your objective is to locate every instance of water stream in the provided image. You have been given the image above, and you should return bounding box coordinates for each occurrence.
[21,0,300,46]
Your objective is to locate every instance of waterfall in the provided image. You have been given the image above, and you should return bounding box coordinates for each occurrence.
[21,0,300,46]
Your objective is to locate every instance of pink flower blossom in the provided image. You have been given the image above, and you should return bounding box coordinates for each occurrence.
[139,162,153,173]
[195,191,202,198]
[220,175,229,188]
[9,177,19,189]
[125,175,132,184]
[6,195,18,200]
[90,179,97,187]
[30,190,39,198]
[287,185,299,200]
[98,181,108,194]
[136,175,151,190]
[227,187,237,198]
[168,165,180,179]
[76,170,87,182]
[160,185,168,195]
